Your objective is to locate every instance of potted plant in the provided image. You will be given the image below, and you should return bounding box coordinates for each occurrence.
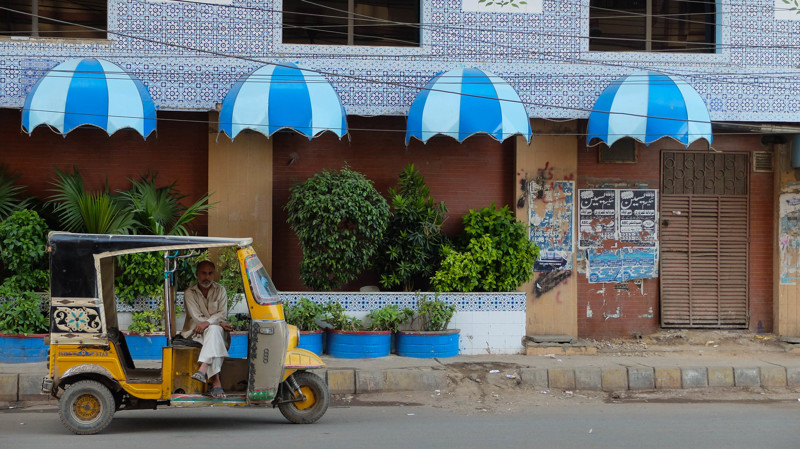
[285,166,389,291]
[396,294,460,358]
[323,301,397,358]
[0,289,49,363]
[284,297,326,355]
[0,208,50,363]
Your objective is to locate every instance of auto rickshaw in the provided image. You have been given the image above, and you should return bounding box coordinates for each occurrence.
[41,232,329,434]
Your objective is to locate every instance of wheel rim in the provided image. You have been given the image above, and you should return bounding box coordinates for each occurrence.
[294,385,316,410]
[72,393,102,423]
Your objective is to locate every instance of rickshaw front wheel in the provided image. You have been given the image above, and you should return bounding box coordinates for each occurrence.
[278,371,330,424]
[58,380,116,435]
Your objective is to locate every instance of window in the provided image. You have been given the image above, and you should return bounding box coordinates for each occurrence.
[598,139,637,163]
[0,0,107,39]
[283,0,420,47]
[589,0,717,53]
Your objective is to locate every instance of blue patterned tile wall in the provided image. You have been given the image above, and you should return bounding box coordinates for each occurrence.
[1,0,799,122]
[279,291,526,312]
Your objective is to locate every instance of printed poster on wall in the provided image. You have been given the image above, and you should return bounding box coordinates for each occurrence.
[578,189,616,248]
[779,193,800,284]
[618,189,658,246]
[529,181,574,272]
[586,247,659,283]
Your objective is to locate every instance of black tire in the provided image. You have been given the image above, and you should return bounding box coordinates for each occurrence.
[278,371,330,424]
[58,380,116,435]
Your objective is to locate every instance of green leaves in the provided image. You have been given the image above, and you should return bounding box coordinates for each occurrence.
[366,304,413,332]
[432,203,539,292]
[322,301,362,331]
[285,167,389,291]
[49,167,135,235]
[377,164,448,291]
[115,252,164,305]
[0,290,48,335]
[285,297,326,331]
[0,209,49,292]
[0,165,31,221]
[117,173,214,236]
[414,294,456,332]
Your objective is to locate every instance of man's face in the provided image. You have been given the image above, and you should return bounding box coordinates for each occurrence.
[196,264,215,289]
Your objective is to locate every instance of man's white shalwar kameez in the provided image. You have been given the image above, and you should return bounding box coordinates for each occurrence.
[181,282,229,379]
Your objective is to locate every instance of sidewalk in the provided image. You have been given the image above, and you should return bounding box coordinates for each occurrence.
[3,332,800,407]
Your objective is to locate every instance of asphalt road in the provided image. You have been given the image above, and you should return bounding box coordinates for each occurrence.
[1,400,799,449]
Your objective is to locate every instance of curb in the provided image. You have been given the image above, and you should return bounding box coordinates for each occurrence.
[4,364,800,408]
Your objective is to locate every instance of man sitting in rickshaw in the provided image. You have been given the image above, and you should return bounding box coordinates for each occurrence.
[182,260,233,398]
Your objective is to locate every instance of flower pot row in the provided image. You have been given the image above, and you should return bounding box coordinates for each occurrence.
[299,329,460,359]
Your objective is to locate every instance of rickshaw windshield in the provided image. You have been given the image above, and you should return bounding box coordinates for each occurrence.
[244,253,279,305]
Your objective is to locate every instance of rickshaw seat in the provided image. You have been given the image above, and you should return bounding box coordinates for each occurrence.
[107,327,136,370]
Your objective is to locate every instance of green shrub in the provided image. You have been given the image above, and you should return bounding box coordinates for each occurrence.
[431,203,539,292]
[322,301,362,331]
[413,294,456,332]
[115,251,164,305]
[285,297,326,331]
[377,164,448,292]
[216,247,243,295]
[366,304,413,332]
[285,167,389,291]
[0,209,49,292]
[0,289,48,335]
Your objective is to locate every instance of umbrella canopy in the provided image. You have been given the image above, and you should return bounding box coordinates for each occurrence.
[587,71,712,148]
[405,67,531,144]
[22,58,156,138]
[219,62,348,140]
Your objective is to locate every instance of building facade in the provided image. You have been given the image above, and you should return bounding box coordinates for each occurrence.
[2,0,800,341]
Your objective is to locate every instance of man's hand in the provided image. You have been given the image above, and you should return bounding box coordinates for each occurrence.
[220,322,234,332]
[193,321,210,335]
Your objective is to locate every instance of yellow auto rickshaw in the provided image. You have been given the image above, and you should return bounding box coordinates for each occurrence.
[42,232,329,434]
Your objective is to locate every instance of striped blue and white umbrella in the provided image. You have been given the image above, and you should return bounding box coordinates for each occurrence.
[22,58,156,138]
[219,62,347,140]
[405,67,531,145]
[587,71,712,148]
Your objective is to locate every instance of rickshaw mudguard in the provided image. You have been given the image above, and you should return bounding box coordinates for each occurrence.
[282,347,325,380]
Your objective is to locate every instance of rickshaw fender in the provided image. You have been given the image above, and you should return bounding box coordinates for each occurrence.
[59,364,121,392]
[282,348,325,380]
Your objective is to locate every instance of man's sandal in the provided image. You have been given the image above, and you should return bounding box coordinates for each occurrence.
[191,371,207,383]
[208,387,226,399]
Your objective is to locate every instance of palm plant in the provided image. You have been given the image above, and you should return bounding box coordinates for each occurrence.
[49,167,135,234]
[0,165,31,221]
[117,173,214,236]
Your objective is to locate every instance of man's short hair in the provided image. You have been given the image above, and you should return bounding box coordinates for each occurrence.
[196,260,216,272]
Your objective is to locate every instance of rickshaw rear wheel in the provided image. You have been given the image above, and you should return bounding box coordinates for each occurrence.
[58,380,116,435]
[278,371,330,424]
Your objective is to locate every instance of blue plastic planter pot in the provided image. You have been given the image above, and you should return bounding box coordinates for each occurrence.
[298,330,324,355]
[396,330,460,358]
[0,334,47,363]
[326,330,391,358]
[125,333,167,360]
[229,333,248,358]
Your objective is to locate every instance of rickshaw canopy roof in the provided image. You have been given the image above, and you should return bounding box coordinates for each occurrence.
[49,232,252,299]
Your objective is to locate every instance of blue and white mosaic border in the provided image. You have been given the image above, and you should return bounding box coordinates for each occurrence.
[279,291,526,312]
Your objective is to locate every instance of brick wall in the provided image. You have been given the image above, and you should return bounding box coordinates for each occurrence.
[0,109,210,234]
[577,135,773,338]
[271,116,515,291]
